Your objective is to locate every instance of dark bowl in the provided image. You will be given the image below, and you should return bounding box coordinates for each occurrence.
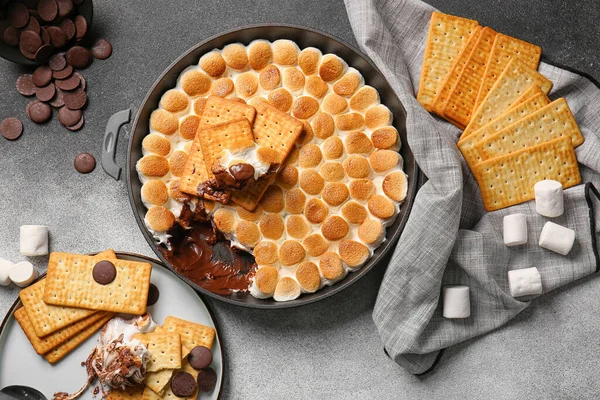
[127,24,420,309]
[0,0,93,66]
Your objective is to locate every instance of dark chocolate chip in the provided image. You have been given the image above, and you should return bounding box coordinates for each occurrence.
[75,72,85,90]
[49,88,65,108]
[58,106,81,126]
[33,65,53,87]
[34,43,54,63]
[57,17,74,40]
[8,3,29,28]
[16,74,37,96]
[171,372,197,398]
[46,25,67,48]
[55,72,79,90]
[49,53,66,71]
[56,0,73,18]
[24,16,40,34]
[27,100,52,123]
[38,0,58,22]
[3,26,20,47]
[63,87,86,109]
[92,259,115,283]
[52,63,73,79]
[66,114,84,131]
[73,14,86,40]
[146,283,159,306]
[23,0,40,9]
[39,26,50,44]
[65,45,91,69]
[91,38,112,60]
[0,118,23,140]
[19,30,42,54]
[188,346,212,371]
[36,82,55,102]
[196,367,217,393]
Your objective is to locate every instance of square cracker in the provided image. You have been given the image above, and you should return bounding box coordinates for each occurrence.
[473,136,580,211]
[474,33,542,112]
[230,174,275,211]
[43,252,152,315]
[143,368,174,396]
[132,332,182,372]
[442,27,498,128]
[14,307,107,355]
[198,96,256,130]
[142,361,199,400]
[162,316,215,358]
[44,312,114,364]
[458,89,550,170]
[179,135,210,198]
[19,249,117,337]
[475,98,584,160]
[417,11,479,111]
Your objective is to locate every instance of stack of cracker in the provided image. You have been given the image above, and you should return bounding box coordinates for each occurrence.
[15,250,152,364]
[418,12,583,211]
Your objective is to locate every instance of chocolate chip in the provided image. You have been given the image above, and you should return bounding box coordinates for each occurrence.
[63,87,86,109]
[92,259,115,283]
[146,283,159,306]
[39,26,50,44]
[56,0,73,18]
[188,346,212,370]
[58,106,81,126]
[75,72,85,90]
[49,53,67,71]
[24,16,41,34]
[65,45,91,69]
[3,26,20,47]
[49,88,65,107]
[34,43,54,63]
[73,14,86,40]
[46,25,67,48]
[66,114,84,131]
[36,82,55,102]
[1,118,23,141]
[27,101,52,123]
[91,38,112,60]
[19,30,42,54]
[170,372,197,398]
[16,74,37,96]
[55,73,79,90]
[57,17,75,40]
[8,3,29,28]
[33,65,53,87]
[38,0,58,22]
[196,367,217,393]
[52,64,73,80]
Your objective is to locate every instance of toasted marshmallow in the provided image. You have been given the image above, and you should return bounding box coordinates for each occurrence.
[259,213,284,240]
[199,51,226,77]
[296,261,321,293]
[259,64,281,91]
[193,97,208,116]
[181,70,211,97]
[319,162,345,182]
[339,240,370,269]
[319,54,345,82]
[169,150,188,177]
[311,112,335,139]
[365,105,392,129]
[279,240,306,266]
[349,179,375,200]
[292,96,319,119]
[298,144,323,168]
[286,215,311,239]
[305,76,329,98]
[160,90,189,113]
[222,43,248,70]
[142,133,171,156]
[9,261,38,287]
[273,277,301,302]
[299,170,325,195]
[371,126,400,150]
[297,121,314,146]
[20,225,48,257]
[0,258,13,286]
[268,88,293,112]
[237,204,264,222]
[335,113,364,131]
[345,131,373,154]
[137,155,170,178]
[150,109,178,135]
[142,180,169,206]
[343,156,370,179]
[259,186,284,213]
[341,201,368,225]
[282,67,305,92]
[272,39,299,65]
[370,150,399,172]
[322,182,349,206]
[303,234,330,257]
[251,266,279,299]
[383,172,408,202]
[322,136,344,160]
[254,241,279,265]
[145,206,175,233]
[236,72,259,98]
[276,165,298,189]
[319,252,344,281]
[213,209,236,234]
[248,40,272,70]
[350,86,379,111]
[322,93,348,115]
[333,69,363,97]
[321,216,349,241]
[211,78,234,97]
[248,96,269,108]
[358,219,384,245]
[285,188,307,214]
[368,195,396,220]
[298,47,322,75]
[235,221,261,247]
[305,198,329,224]
[179,115,200,140]
[284,146,300,165]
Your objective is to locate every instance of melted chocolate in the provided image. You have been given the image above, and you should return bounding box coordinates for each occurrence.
[230,163,255,182]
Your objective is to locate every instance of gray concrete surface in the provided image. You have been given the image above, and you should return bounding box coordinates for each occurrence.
[1,0,599,398]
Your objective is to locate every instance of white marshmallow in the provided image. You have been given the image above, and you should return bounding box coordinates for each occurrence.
[8,261,38,288]
[20,225,49,256]
[442,286,470,318]
[0,258,14,286]
[539,221,575,255]
[508,267,543,297]
[503,213,527,246]
[534,180,564,217]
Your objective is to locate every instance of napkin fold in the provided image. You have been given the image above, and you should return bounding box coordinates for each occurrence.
[343,0,600,374]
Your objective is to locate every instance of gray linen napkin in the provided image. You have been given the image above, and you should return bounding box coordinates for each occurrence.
[343,0,600,374]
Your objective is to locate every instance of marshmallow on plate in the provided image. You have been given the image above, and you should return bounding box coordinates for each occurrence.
[0,258,13,286]
[503,213,527,246]
[20,225,49,256]
[534,180,564,218]
[9,261,38,288]
[508,267,543,297]
[442,286,470,318]
[539,221,575,255]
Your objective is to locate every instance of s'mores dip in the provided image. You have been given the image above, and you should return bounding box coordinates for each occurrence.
[136,39,408,301]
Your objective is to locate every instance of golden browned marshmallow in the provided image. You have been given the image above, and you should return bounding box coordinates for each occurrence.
[259,213,284,240]
[203,199,217,213]
[345,131,373,154]
[322,136,344,160]
[273,277,301,302]
[236,72,259,98]
[268,87,293,112]
[150,109,179,135]
[335,113,364,131]
[350,85,379,111]
[319,252,344,281]
[259,186,284,213]
[193,97,207,116]
[259,64,281,90]
[169,150,188,177]
[181,70,211,97]
[299,170,325,195]
[343,155,370,179]
[321,216,349,241]
[137,155,170,177]
[276,165,298,189]
[319,54,345,82]
[211,78,235,97]
[169,179,192,203]
[272,39,299,65]
[142,133,171,156]
[254,241,279,265]
[365,105,392,129]
[254,266,279,296]
[383,172,408,202]
[279,240,306,266]
[222,43,248,70]
[319,162,345,182]
[296,261,321,293]
[322,182,349,206]
[248,96,269,108]
[199,51,226,77]
[282,67,305,92]
[333,70,362,97]
[292,96,319,119]
[297,120,314,146]
[179,115,200,140]
[305,76,329,99]
[349,179,375,201]
[341,201,368,225]
[286,215,311,239]
[339,240,370,268]
[322,93,348,115]
[146,206,175,232]
[298,47,321,75]
[285,188,306,214]
[142,180,168,205]
[369,150,399,172]
[305,198,329,223]
[368,195,396,219]
[358,219,384,244]
[371,126,399,150]
[312,112,335,139]
[213,208,236,234]
[237,204,264,222]
[284,146,299,166]
[303,234,330,257]
[248,40,272,70]
[298,144,322,168]
[230,97,247,104]
[235,220,261,247]
[160,90,189,113]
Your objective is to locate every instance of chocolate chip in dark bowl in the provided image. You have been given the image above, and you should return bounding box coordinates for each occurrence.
[24,16,40,34]
[19,30,42,54]
[34,43,53,63]
[37,0,58,23]
[92,259,116,283]
[57,17,75,40]
[56,0,73,18]
[7,2,29,28]
[3,25,20,46]
[46,25,68,48]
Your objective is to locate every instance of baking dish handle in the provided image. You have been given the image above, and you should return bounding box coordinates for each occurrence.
[101,109,131,181]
